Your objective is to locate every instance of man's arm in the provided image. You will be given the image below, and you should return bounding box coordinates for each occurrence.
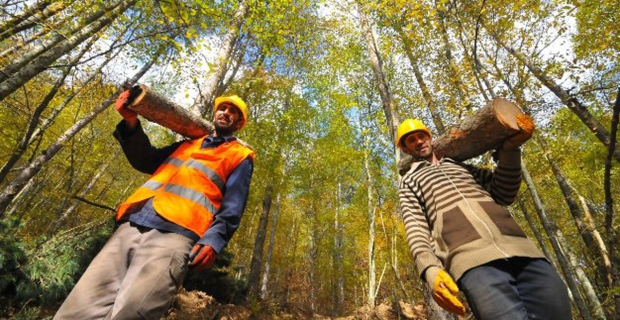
[398,178,443,279]
[197,157,253,253]
[113,120,183,174]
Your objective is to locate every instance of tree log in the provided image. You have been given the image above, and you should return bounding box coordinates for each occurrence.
[126,84,214,139]
[398,97,531,175]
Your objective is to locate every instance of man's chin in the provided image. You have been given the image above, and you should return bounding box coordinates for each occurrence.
[214,124,235,136]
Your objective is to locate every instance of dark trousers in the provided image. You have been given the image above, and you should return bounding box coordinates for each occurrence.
[458,257,572,320]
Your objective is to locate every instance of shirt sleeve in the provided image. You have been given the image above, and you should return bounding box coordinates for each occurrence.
[398,176,443,280]
[113,120,184,174]
[197,157,254,253]
[468,149,523,206]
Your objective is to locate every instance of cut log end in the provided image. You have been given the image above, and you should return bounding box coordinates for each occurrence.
[492,97,524,130]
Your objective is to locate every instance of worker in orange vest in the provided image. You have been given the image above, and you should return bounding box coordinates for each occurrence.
[55,88,254,319]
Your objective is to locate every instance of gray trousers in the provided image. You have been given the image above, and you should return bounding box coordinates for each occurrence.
[54,222,193,320]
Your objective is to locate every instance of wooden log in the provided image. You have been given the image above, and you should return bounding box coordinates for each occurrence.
[126,84,214,139]
[398,97,532,175]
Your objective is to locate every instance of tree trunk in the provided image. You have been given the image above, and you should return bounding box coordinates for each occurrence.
[436,6,472,111]
[393,23,445,134]
[537,136,612,296]
[0,37,96,183]
[247,183,273,300]
[521,163,593,320]
[358,5,400,153]
[359,112,377,307]
[0,0,123,82]
[26,41,124,147]
[517,200,554,260]
[488,27,620,162]
[0,0,137,101]
[191,0,249,117]
[604,88,620,318]
[0,55,155,217]
[332,182,344,315]
[0,0,55,40]
[47,150,120,236]
[260,192,280,300]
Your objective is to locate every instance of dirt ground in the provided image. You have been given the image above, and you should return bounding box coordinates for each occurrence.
[162,289,431,320]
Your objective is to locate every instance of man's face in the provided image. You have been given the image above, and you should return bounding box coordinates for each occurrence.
[214,103,243,133]
[402,131,433,160]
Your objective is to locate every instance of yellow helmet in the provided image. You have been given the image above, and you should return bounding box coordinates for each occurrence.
[214,95,249,130]
[396,119,432,148]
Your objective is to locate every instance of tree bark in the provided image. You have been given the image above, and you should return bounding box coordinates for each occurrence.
[522,163,594,320]
[127,84,214,138]
[536,136,612,299]
[260,192,280,301]
[247,183,273,300]
[605,88,620,318]
[191,0,249,117]
[358,5,400,154]
[393,23,445,134]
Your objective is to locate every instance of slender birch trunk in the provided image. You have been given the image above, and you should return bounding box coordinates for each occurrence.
[47,150,120,236]
[522,163,594,320]
[488,27,620,162]
[0,55,156,216]
[333,182,344,315]
[0,37,96,183]
[247,183,273,300]
[191,0,249,117]
[393,23,445,134]
[260,192,280,300]
[0,0,137,101]
[436,7,472,111]
[0,0,57,40]
[357,5,400,158]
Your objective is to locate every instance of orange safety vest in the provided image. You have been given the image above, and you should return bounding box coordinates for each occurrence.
[116,137,254,236]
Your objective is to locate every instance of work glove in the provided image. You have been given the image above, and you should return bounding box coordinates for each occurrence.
[188,244,217,271]
[114,89,137,120]
[425,267,466,316]
[501,114,535,151]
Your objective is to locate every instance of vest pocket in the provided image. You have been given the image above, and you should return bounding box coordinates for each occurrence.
[479,201,527,238]
[442,205,481,251]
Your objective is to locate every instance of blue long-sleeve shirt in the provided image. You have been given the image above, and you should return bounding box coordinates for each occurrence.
[114,120,253,253]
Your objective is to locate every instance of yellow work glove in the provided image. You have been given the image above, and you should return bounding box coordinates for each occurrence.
[425,267,466,316]
[502,114,535,151]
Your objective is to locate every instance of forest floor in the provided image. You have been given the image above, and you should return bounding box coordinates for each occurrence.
[162,289,441,320]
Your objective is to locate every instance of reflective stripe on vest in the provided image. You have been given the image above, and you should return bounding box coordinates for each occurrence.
[164,183,217,215]
[185,159,225,194]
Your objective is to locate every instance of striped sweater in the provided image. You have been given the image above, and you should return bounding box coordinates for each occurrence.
[398,150,544,281]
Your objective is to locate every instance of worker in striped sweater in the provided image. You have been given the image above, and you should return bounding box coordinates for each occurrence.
[396,119,571,320]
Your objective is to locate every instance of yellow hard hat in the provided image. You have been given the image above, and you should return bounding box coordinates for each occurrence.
[396,119,432,148]
[214,95,248,130]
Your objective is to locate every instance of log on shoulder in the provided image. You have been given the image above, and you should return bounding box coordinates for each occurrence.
[398,97,530,175]
[126,84,214,139]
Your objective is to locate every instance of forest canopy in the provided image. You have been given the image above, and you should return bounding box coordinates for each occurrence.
[0,0,618,319]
